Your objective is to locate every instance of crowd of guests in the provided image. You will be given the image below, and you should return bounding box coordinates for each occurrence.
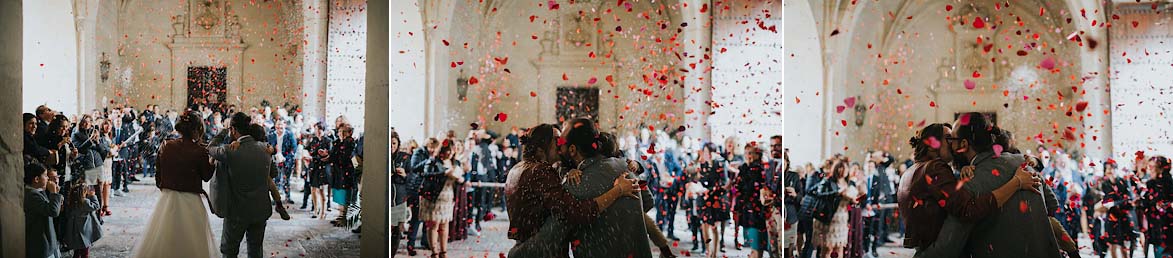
[781,112,1173,258]
[21,102,367,258]
[387,118,794,258]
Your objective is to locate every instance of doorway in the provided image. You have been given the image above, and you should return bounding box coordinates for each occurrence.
[556,87,599,124]
[186,66,227,110]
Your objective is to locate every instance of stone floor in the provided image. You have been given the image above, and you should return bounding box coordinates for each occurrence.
[398,210,757,258]
[765,229,1147,258]
[86,177,360,258]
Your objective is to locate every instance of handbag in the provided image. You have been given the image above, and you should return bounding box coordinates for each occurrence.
[799,178,841,223]
[418,160,447,201]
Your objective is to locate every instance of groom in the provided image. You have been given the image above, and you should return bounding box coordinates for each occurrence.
[209,112,276,258]
[559,118,653,258]
[926,112,1061,258]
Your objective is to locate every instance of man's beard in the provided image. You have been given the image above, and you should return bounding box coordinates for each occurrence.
[560,152,576,170]
[951,152,971,170]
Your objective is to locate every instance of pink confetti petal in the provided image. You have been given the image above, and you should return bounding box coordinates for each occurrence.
[924,136,941,149]
[1040,56,1056,70]
[844,97,856,107]
[964,80,976,90]
[835,105,846,113]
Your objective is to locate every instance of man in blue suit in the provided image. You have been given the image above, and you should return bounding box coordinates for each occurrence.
[268,121,298,204]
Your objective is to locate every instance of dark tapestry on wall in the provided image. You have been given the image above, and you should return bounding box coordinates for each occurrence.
[187,66,227,110]
[556,87,599,123]
[954,112,997,125]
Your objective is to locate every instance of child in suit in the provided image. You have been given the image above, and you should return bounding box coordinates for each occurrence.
[25,161,64,258]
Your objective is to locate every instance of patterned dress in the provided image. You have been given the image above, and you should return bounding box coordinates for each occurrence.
[814,180,858,249]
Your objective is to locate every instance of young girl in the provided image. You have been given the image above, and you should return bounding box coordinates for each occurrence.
[63,180,102,258]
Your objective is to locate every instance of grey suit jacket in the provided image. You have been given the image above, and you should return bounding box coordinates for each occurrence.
[208,130,233,218]
[25,186,63,258]
[209,135,274,222]
[563,156,653,258]
[918,152,1060,258]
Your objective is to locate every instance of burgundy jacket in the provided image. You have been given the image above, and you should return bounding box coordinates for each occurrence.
[156,139,214,194]
[898,159,999,249]
[505,163,602,242]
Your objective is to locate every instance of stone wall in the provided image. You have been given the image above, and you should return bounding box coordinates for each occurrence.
[326,0,368,132]
[114,0,303,110]
[1109,4,1173,164]
[21,0,78,114]
[1,1,24,256]
[711,0,783,145]
[420,0,691,138]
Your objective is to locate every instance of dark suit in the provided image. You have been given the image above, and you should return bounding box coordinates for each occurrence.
[209,135,275,258]
[563,156,653,258]
[924,152,1061,258]
[25,186,64,258]
[24,132,52,162]
[866,166,894,253]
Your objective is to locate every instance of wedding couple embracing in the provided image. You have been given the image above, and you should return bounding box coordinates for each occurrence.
[504,118,653,258]
[898,112,1079,258]
[131,111,282,258]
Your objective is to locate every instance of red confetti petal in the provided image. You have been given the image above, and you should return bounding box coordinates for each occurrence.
[1075,101,1089,112]
[468,76,479,85]
[973,17,986,29]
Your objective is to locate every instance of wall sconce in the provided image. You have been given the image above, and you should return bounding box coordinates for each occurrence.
[853,97,866,127]
[456,70,469,102]
[99,52,111,82]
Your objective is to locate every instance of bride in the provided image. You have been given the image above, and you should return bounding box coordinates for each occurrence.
[131,111,217,257]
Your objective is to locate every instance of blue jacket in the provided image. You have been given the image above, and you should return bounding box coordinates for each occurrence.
[267,129,298,166]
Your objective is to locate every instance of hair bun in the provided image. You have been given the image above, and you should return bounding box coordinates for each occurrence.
[908,136,919,147]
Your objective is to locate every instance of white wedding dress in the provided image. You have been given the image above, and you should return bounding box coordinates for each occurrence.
[131,189,217,258]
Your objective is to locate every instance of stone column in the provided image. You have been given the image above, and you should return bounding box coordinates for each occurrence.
[302,0,328,121]
[390,0,428,141]
[359,0,388,256]
[681,0,713,140]
[1073,0,1112,160]
[1,1,25,257]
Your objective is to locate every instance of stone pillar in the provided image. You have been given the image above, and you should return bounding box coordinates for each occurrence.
[1,1,25,257]
[390,0,428,141]
[1073,0,1112,160]
[75,0,99,113]
[359,0,388,256]
[302,0,328,121]
[681,0,713,140]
